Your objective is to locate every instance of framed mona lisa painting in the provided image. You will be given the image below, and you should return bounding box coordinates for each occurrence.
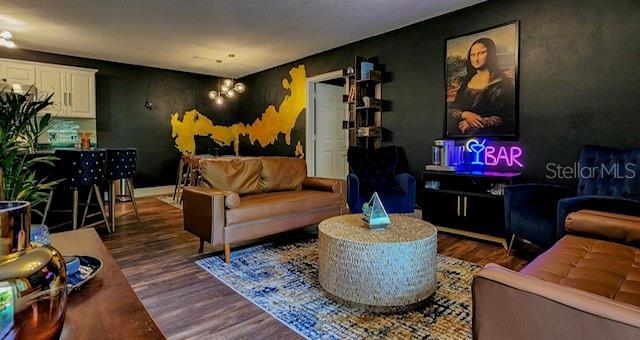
[445,21,519,138]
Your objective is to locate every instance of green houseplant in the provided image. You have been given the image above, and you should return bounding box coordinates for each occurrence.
[0,86,68,339]
[0,86,59,215]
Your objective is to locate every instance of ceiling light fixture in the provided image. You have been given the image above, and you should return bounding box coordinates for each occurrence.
[0,31,16,48]
[208,55,245,106]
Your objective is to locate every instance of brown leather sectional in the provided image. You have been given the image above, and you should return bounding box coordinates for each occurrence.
[473,209,640,339]
[182,156,347,263]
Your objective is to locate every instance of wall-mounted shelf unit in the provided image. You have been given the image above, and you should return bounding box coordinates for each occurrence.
[343,56,383,149]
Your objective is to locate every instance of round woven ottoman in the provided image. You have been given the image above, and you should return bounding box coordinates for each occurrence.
[318,214,437,312]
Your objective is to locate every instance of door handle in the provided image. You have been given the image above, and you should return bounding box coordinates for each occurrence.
[457,196,461,216]
[64,92,67,106]
[463,196,468,217]
[69,92,72,106]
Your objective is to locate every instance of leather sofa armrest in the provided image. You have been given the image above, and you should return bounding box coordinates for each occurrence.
[302,177,344,193]
[557,196,640,239]
[566,210,640,247]
[473,264,640,340]
[183,186,224,197]
[303,177,347,214]
[184,186,240,208]
[182,186,227,246]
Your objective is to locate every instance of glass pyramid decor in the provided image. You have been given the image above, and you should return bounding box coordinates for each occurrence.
[361,192,391,231]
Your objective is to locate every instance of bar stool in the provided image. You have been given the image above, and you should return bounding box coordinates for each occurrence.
[173,154,195,203]
[106,148,140,231]
[172,154,217,203]
[42,149,111,232]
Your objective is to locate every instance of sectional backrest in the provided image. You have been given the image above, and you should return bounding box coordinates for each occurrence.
[199,156,307,194]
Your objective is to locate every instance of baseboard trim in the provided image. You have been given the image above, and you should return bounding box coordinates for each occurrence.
[134,185,174,198]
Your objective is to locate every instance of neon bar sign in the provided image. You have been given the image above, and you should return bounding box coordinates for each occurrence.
[464,138,524,168]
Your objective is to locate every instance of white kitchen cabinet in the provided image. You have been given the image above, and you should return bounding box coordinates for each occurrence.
[66,69,95,118]
[1,58,97,118]
[0,60,36,86]
[35,65,67,116]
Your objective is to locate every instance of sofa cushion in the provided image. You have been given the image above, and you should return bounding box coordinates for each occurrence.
[260,157,307,192]
[200,158,262,195]
[225,190,340,225]
[521,235,640,307]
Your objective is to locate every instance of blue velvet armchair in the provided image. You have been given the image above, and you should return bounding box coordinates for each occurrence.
[347,146,416,213]
[505,144,640,252]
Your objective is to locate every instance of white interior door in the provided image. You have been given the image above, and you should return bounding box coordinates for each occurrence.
[315,82,348,179]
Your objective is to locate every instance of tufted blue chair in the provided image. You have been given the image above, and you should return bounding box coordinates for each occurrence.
[106,148,140,231]
[556,145,640,237]
[347,145,416,213]
[505,145,640,253]
[42,149,111,232]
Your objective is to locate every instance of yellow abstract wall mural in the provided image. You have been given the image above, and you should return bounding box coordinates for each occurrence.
[170,65,307,157]
[170,110,240,154]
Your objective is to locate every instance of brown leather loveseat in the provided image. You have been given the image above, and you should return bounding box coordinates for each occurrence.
[473,210,640,339]
[182,156,346,263]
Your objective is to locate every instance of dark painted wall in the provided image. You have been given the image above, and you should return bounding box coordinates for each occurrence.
[238,0,640,198]
[0,49,231,187]
[4,0,638,190]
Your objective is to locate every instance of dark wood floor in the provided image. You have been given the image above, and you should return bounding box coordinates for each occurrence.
[96,197,529,339]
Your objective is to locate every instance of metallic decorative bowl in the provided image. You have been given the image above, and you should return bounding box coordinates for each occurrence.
[0,201,67,339]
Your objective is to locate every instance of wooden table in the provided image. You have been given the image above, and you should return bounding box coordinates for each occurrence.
[50,228,164,339]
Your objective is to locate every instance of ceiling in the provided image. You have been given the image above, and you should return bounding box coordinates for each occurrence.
[0,0,483,78]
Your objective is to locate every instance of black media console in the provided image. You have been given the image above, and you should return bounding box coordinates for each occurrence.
[421,170,522,248]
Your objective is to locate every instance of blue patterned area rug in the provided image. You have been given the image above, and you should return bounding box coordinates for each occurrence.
[196,236,481,339]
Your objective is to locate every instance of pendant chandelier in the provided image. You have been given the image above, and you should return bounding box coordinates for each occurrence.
[208,57,245,105]
[0,31,16,48]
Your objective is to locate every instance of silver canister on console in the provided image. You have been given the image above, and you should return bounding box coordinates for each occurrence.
[426,140,459,171]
